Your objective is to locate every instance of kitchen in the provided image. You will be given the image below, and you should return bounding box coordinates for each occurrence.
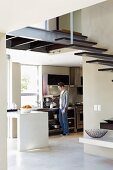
[7,63,83,145]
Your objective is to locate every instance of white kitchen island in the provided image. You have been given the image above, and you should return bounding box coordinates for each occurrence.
[7,111,48,151]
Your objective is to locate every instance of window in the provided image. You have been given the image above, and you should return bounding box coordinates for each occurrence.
[21,65,39,107]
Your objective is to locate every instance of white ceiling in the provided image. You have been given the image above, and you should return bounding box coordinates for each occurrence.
[7,49,83,67]
[0,0,107,33]
[2,0,107,66]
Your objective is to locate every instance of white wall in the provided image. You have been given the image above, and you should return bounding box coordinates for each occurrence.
[12,63,21,108]
[59,11,81,33]
[48,18,56,31]
[82,0,113,158]
[0,33,7,170]
[82,0,113,53]
[42,65,69,75]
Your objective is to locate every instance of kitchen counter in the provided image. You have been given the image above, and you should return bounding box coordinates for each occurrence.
[33,108,59,112]
[7,110,48,151]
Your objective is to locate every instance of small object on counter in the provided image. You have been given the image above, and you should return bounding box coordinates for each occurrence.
[50,103,53,109]
[11,102,17,109]
[21,105,32,113]
[7,109,18,112]
[21,105,32,108]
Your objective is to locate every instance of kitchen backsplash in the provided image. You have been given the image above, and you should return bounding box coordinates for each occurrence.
[47,85,83,104]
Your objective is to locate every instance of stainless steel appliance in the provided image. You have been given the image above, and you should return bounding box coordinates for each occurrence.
[75,104,83,130]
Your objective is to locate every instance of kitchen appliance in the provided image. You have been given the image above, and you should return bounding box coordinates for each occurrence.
[43,95,58,108]
[75,104,83,130]
[43,96,53,108]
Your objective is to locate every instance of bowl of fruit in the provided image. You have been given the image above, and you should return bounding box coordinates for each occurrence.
[21,105,32,113]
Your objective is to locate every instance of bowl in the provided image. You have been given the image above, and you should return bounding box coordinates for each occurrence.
[85,129,108,138]
[21,108,32,113]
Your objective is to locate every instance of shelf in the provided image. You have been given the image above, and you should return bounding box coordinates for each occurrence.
[68,117,74,119]
[48,106,77,135]
[49,128,59,131]
[69,127,74,129]
[79,137,113,149]
[100,122,113,130]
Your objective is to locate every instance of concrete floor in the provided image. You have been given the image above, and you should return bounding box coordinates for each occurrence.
[8,133,113,170]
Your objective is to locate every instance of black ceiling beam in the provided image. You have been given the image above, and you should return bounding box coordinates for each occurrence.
[55,37,97,46]
[98,68,113,71]
[8,37,35,47]
[7,40,54,53]
[30,46,48,53]
[6,35,15,40]
[28,41,53,50]
[46,44,69,52]
[9,43,30,50]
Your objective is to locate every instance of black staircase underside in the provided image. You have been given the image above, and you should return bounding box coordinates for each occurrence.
[6,27,107,53]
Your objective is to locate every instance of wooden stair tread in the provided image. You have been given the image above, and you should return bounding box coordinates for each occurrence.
[74,52,113,57]
[55,37,97,46]
[71,44,107,53]
[52,30,87,39]
[86,59,113,67]
[98,68,113,71]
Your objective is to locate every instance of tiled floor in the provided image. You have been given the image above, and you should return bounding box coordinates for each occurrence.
[8,133,113,170]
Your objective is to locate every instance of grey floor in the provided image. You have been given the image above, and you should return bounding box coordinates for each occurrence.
[8,133,113,170]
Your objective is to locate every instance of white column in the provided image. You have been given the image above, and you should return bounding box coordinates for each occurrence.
[70,12,74,44]
[12,62,21,108]
[0,33,7,170]
[39,65,43,108]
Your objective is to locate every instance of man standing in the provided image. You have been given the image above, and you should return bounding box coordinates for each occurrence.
[58,82,69,135]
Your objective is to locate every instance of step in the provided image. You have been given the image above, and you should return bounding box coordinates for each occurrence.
[79,136,113,149]
[55,37,97,46]
[72,45,107,53]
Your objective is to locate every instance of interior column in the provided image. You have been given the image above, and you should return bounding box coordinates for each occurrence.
[0,33,7,170]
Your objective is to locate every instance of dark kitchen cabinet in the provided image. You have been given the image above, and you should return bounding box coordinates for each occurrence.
[69,67,75,85]
[68,108,77,132]
[48,74,69,85]
[75,104,83,130]
[48,108,77,135]
[75,67,82,86]
[48,109,61,135]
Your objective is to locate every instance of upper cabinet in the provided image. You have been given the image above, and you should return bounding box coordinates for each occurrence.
[69,67,75,85]
[48,74,69,85]
[75,67,82,86]
[70,67,82,86]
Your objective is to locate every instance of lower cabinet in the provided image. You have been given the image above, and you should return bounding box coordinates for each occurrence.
[48,108,77,136]
[75,104,83,130]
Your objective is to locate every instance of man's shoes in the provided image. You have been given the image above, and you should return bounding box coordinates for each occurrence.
[63,133,69,136]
